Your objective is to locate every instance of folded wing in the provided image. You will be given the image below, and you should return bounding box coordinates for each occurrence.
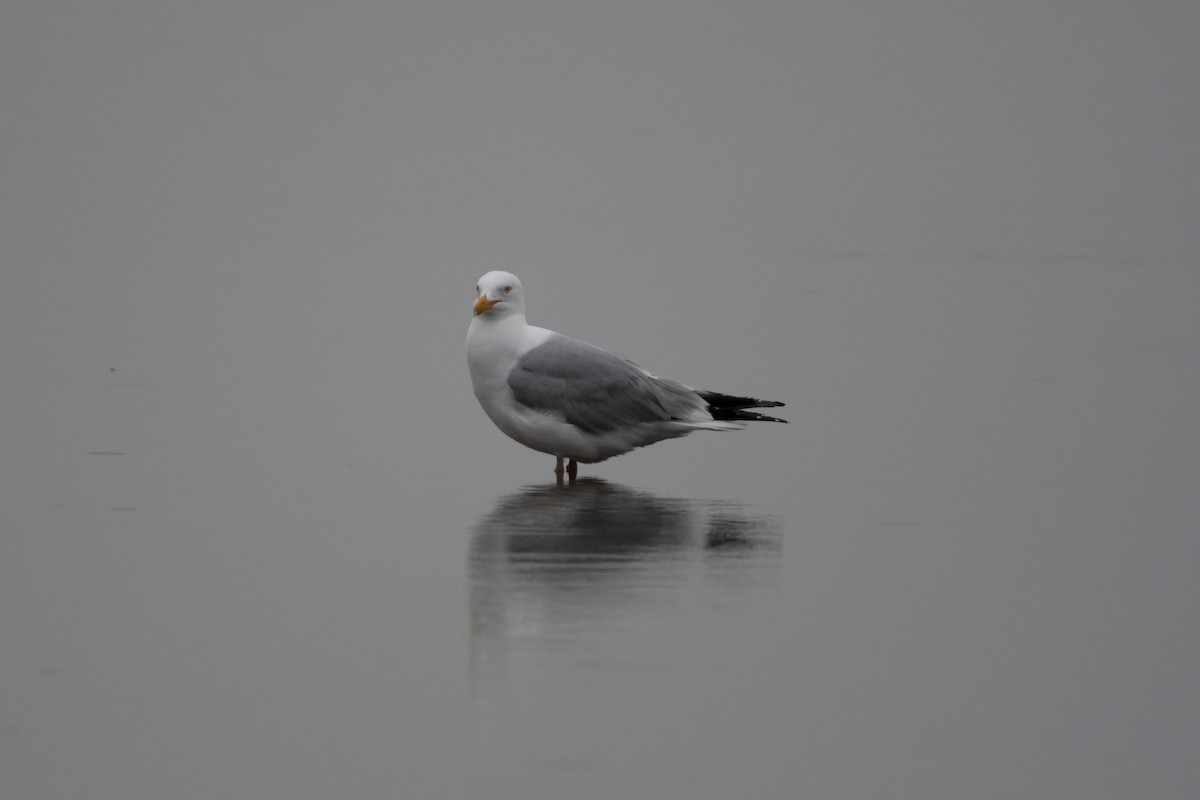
[508,336,709,434]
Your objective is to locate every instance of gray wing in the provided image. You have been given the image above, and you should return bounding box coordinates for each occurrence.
[508,336,706,434]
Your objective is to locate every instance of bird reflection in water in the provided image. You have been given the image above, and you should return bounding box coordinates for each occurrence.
[468,479,781,712]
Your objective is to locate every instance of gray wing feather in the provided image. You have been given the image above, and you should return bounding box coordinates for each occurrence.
[509,337,705,434]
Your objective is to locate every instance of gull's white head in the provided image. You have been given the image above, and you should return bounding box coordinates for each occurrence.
[473,271,526,319]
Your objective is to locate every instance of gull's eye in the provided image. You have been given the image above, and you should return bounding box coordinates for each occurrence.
[475,285,480,294]
[503,286,512,294]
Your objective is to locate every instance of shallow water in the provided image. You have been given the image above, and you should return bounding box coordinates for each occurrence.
[4,253,1196,800]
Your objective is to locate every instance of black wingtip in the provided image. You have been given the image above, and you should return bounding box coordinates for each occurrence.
[698,391,788,423]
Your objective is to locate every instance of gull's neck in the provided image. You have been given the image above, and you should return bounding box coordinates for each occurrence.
[467,311,525,365]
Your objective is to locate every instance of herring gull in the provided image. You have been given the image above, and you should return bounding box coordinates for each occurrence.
[466,271,786,482]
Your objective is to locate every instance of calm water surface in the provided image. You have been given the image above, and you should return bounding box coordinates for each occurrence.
[4,255,1196,800]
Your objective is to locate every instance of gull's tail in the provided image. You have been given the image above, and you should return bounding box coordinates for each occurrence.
[698,391,788,424]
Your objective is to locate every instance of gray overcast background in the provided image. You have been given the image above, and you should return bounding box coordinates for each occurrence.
[2,2,1198,799]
